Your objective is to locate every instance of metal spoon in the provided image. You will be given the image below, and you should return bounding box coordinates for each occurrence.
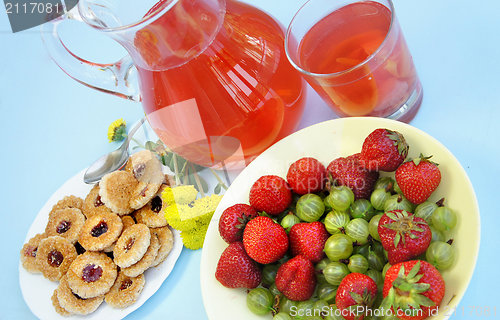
[84,117,146,184]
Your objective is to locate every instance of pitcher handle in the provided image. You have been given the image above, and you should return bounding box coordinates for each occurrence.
[40,7,141,102]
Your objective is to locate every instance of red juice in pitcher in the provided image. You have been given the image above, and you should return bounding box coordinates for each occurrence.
[132,0,306,168]
[298,1,418,118]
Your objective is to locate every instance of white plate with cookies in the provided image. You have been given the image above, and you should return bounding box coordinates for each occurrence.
[19,164,183,320]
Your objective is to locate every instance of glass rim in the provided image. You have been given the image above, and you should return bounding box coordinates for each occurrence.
[285,0,396,78]
[78,0,179,33]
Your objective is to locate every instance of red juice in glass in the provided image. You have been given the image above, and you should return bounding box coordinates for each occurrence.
[287,0,422,122]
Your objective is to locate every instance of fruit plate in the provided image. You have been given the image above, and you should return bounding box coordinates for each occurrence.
[200,117,480,320]
[19,168,183,320]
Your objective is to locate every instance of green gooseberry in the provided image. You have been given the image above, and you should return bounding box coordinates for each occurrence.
[431,206,457,231]
[325,186,355,212]
[383,194,414,212]
[371,188,391,211]
[296,194,325,222]
[350,199,376,221]
[324,210,350,234]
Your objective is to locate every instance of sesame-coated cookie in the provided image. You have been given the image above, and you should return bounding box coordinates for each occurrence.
[20,233,46,273]
[151,226,174,267]
[57,275,104,315]
[104,271,145,308]
[79,212,123,251]
[113,224,151,268]
[66,252,117,299]
[45,208,85,244]
[99,171,138,215]
[122,231,160,277]
[35,236,77,281]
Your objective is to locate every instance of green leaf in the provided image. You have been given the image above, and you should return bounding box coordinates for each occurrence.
[386,211,399,221]
[394,233,401,248]
[413,294,435,307]
[410,274,424,283]
[393,278,413,292]
[397,265,406,278]
[145,140,157,151]
[407,261,421,279]
[408,299,421,310]
[350,292,364,304]
[200,176,208,193]
[397,299,411,313]
[408,232,418,239]
[380,288,395,310]
[413,226,425,233]
[214,183,222,195]
[412,283,431,293]
[382,222,399,230]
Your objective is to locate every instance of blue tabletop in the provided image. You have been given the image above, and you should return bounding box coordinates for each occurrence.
[1,0,499,319]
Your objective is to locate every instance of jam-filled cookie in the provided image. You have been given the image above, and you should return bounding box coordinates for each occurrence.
[79,212,123,251]
[20,233,46,273]
[83,184,110,218]
[51,289,71,316]
[125,150,164,184]
[45,208,85,244]
[35,236,77,281]
[57,275,104,315]
[122,231,160,277]
[133,185,168,228]
[99,171,138,215]
[104,271,145,308]
[66,251,117,299]
[151,226,174,267]
[121,215,135,230]
[113,224,151,268]
[49,195,84,219]
[130,181,161,211]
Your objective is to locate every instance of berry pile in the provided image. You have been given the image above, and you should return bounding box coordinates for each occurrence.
[215,128,458,320]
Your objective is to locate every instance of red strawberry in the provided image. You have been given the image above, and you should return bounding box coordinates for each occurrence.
[249,175,292,215]
[335,273,378,320]
[286,157,327,194]
[275,255,316,301]
[360,128,409,172]
[218,204,258,244]
[243,216,289,264]
[289,222,329,263]
[378,210,432,265]
[382,260,445,320]
[215,242,262,289]
[327,153,379,199]
[395,154,441,204]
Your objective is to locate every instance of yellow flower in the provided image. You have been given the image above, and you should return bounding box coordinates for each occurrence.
[163,185,198,206]
[164,193,221,231]
[107,118,127,142]
[180,222,210,250]
[162,186,222,249]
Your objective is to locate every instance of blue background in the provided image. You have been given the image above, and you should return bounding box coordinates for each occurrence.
[1,0,499,319]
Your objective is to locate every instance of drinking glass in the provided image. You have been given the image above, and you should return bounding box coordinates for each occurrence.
[285,0,423,122]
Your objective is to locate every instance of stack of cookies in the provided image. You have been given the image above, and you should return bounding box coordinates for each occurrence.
[20,150,175,316]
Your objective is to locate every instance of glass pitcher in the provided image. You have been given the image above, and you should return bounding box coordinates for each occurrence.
[41,0,306,168]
